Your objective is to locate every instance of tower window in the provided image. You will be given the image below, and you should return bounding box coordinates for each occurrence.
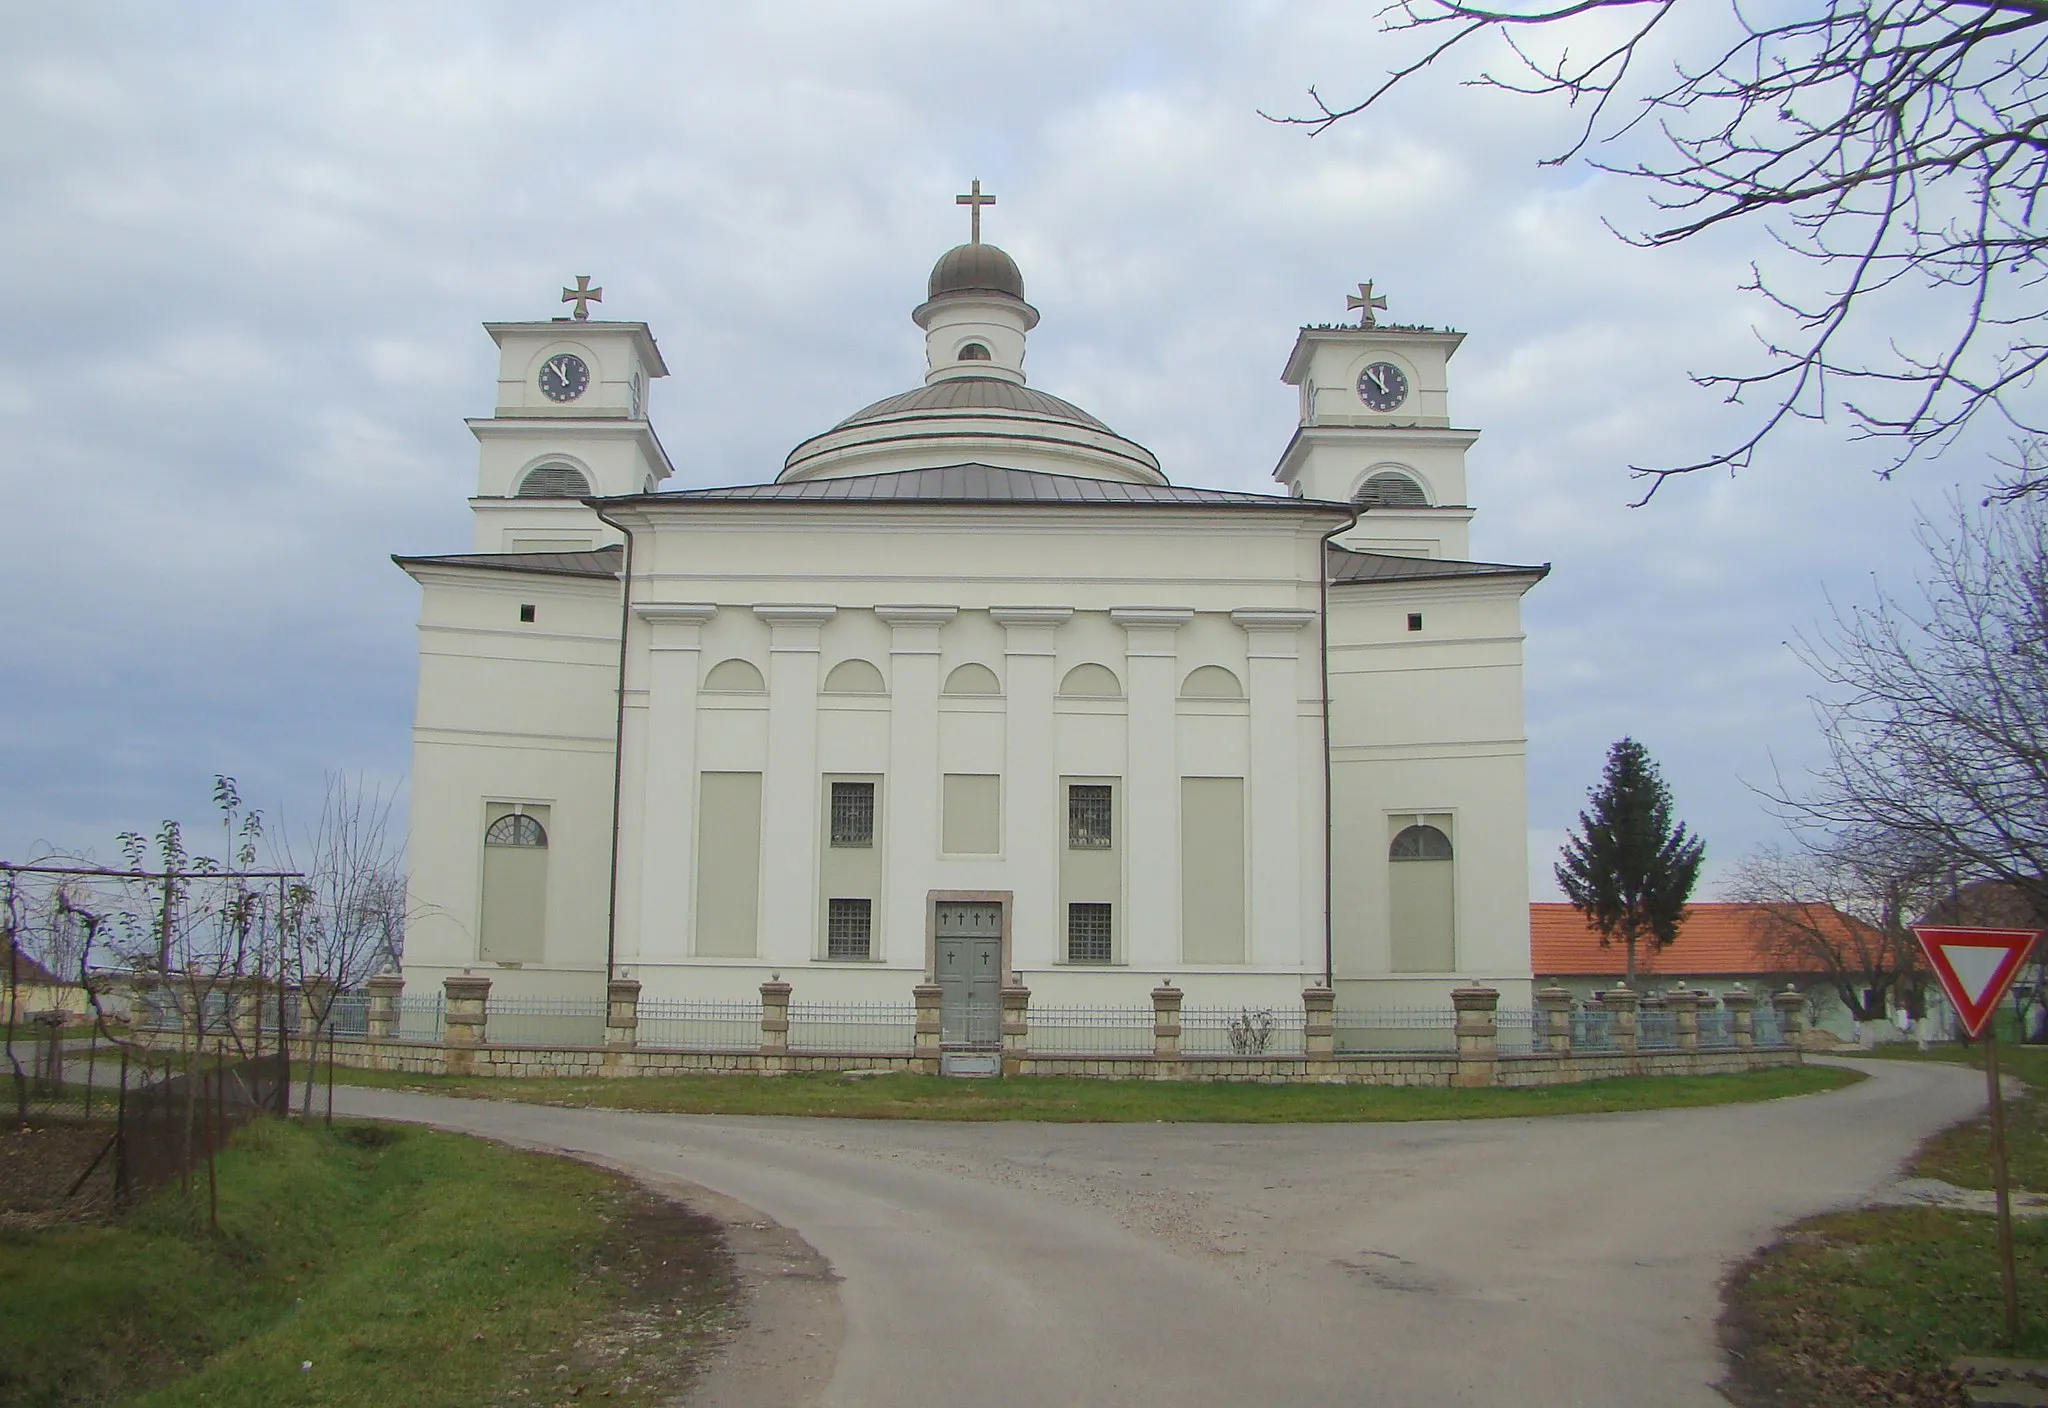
[1354,471,1428,508]
[957,342,992,361]
[516,463,593,498]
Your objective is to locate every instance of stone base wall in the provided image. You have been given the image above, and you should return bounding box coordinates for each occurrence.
[136,1030,1802,1086]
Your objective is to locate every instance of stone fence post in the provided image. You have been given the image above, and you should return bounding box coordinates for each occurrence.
[1772,986,1806,1047]
[1151,983,1183,1070]
[760,980,792,1074]
[1302,986,1335,1063]
[300,977,335,1040]
[367,971,402,1040]
[912,984,943,1073]
[1723,985,1757,1050]
[1000,981,1031,1076]
[605,979,641,1049]
[1451,985,1500,1088]
[1535,984,1575,1056]
[442,974,491,1075]
[1666,987,1700,1053]
[1604,986,1640,1056]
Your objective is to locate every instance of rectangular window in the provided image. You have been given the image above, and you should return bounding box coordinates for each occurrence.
[1067,902,1113,964]
[1068,784,1113,850]
[827,898,872,960]
[830,781,875,847]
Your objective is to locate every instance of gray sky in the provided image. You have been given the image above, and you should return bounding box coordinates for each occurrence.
[0,2,2004,894]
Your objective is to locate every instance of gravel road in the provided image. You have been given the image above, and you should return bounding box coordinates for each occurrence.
[337,1058,1981,1408]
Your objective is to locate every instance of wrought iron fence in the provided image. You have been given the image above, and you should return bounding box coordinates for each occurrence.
[941,1001,1001,1049]
[1180,1006,1306,1057]
[1494,1008,1541,1054]
[1636,1008,1678,1050]
[1573,1006,1616,1052]
[488,995,607,1048]
[395,993,444,1043]
[1753,1004,1785,1046]
[637,998,761,1051]
[1697,1008,1733,1048]
[787,1002,915,1055]
[1027,1005,1154,1056]
[1332,1007,1458,1054]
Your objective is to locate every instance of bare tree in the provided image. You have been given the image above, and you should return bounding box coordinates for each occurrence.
[270,774,405,1114]
[1272,1,2048,500]
[1727,825,1946,1023]
[1772,491,2048,955]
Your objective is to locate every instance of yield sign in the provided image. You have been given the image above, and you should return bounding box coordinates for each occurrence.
[1912,926,2042,1039]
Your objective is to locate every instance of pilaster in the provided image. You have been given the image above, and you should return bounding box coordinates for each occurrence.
[1231,609,1317,971]
[628,604,716,966]
[992,607,1072,969]
[878,606,958,964]
[1112,608,1192,971]
[755,606,836,967]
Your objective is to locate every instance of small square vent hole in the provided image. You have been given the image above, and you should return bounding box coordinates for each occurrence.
[1406,612,1423,632]
[518,604,536,623]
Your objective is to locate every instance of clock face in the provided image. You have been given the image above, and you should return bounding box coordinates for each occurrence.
[1356,361,1409,412]
[538,353,590,403]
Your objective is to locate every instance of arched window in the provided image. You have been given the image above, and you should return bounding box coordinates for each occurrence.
[703,658,766,693]
[1180,665,1244,699]
[822,658,887,694]
[1354,471,1429,508]
[957,342,992,361]
[480,806,549,964]
[943,662,1001,695]
[1059,663,1122,698]
[516,463,593,498]
[1388,821,1454,972]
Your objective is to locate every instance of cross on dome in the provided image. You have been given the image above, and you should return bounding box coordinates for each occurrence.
[561,275,602,320]
[956,179,995,244]
[1347,281,1388,328]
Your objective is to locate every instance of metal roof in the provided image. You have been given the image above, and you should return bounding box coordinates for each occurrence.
[831,377,1111,433]
[650,463,1347,509]
[1326,544,1549,585]
[392,545,624,580]
[928,242,1026,301]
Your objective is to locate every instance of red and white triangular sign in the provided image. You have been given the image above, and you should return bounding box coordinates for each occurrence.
[1912,926,2042,1039]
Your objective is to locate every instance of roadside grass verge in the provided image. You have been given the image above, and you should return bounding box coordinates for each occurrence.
[332,1061,1859,1121]
[0,1119,734,1408]
[1722,1209,2048,1408]
[1853,1042,2046,1190]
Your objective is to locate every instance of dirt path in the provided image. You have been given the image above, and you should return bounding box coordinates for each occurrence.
[337,1057,1982,1408]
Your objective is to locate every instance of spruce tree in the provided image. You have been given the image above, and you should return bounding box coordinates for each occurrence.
[1555,737,1706,989]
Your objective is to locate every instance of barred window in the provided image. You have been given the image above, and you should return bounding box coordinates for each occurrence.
[1068,784,1112,849]
[827,898,872,960]
[830,782,875,847]
[1067,902,1113,964]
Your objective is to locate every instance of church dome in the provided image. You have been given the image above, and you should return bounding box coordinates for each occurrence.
[832,377,1109,433]
[928,243,1025,301]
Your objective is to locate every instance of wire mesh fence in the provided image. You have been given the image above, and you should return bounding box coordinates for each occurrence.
[636,998,762,1051]
[787,1002,915,1055]
[1026,1005,1155,1056]
[1179,1006,1306,1057]
[1332,1008,1458,1054]
[486,995,607,1048]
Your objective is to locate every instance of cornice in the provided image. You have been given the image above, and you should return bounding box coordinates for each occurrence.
[989,606,1075,628]
[633,603,717,624]
[1230,608,1317,633]
[751,604,839,625]
[874,605,962,626]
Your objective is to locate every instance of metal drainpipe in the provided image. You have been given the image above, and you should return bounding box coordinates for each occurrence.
[1318,508,1360,990]
[593,504,636,982]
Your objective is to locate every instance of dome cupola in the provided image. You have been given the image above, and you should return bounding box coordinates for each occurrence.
[927,242,1026,301]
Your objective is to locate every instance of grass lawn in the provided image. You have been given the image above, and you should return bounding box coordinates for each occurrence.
[331,1061,1860,1121]
[1722,1040,2047,1408]
[0,1119,734,1408]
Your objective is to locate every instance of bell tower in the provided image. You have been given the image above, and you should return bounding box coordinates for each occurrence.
[1272,283,1478,560]
[465,277,674,553]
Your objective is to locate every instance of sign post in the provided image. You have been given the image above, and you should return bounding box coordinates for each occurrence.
[1912,925,2042,1346]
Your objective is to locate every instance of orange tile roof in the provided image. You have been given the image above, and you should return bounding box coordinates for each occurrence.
[1529,902,1875,979]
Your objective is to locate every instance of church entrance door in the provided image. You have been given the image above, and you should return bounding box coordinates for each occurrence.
[934,902,1002,1049]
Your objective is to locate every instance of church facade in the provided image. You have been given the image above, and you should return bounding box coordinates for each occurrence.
[396,214,1547,1033]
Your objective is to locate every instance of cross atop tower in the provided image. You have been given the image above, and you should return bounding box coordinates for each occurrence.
[1346,281,1388,328]
[956,179,995,244]
[561,275,602,321]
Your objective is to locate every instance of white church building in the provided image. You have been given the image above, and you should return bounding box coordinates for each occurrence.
[396,201,1547,1035]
